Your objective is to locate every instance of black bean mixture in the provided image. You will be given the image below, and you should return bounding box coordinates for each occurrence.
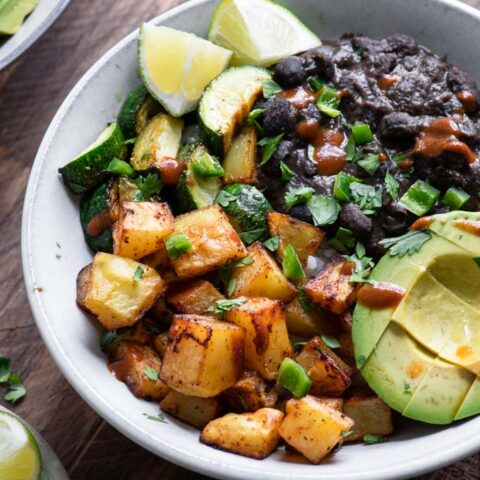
[255,33,480,256]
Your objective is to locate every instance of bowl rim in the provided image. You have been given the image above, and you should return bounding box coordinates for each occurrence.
[0,0,71,71]
[21,0,480,478]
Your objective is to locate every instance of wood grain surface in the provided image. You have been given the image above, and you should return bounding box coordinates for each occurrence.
[0,1,479,479]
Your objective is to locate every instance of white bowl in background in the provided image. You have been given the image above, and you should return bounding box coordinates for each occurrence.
[0,0,70,71]
[21,0,480,478]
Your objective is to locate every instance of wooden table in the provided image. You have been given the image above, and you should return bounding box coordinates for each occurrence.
[1,0,480,478]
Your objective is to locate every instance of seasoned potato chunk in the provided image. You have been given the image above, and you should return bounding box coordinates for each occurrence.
[225,297,292,380]
[224,370,278,412]
[230,242,297,303]
[148,297,173,325]
[266,211,325,266]
[77,253,166,331]
[167,280,224,315]
[113,201,174,260]
[223,126,257,185]
[338,331,354,358]
[201,408,284,459]
[279,396,354,464]
[296,336,353,396]
[171,205,247,279]
[110,341,168,400]
[284,298,338,337]
[153,332,169,358]
[160,315,245,397]
[343,387,393,442]
[160,390,223,429]
[316,396,344,411]
[305,257,359,314]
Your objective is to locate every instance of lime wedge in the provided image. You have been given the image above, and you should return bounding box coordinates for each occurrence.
[0,411,41,480]
[208,0,321,66]
[138,24,232,117]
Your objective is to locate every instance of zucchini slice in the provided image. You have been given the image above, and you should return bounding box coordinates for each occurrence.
[199,66,271,155]
[59,123,127,193]
[117,84,161,139]
[131,114,183,171]
[176,144,222,212]
[223,126,257,184]
[216,183,272,233]
[80,179,116,253]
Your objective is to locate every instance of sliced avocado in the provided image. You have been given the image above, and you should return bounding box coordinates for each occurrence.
[455,378,480,421]
[352,233,466,366]
[403,356,474,425]
[360,322,435,413]
[427,211,480,255]
[0,0,38,35]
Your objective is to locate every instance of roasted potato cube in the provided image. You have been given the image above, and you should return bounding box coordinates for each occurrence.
[148,297,174,325]
[225,297,292,380]
[284,298,338,337]
[316,396,344,411]
[230,242,297,303]
[142,243,171,269]
[110,341,168,400]
[77,253,166,331]
[167,280,224,315]
[153,332,169,358]
[113,201,174,260]
[343,387,393,442]
[279,396,354,464]
[224,370,278,412]
[296,336,353,396]
[339,311,353,332]
[160,390,223,429]
[338,331,354,358]
[171,205,247,279]
[266,211,325,266]
[201,408,284,459]
[223,126,257,185]
[305,257,359,314]
[160,315,245,397]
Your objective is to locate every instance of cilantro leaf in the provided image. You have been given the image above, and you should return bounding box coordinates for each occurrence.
[321,334,340,349]
[344,242,374,283]
[363,434,389,444]
[134,173,162,200]
[379,230,432,257]
[385,170,399,201]
[350,182,382,215]
[258,134,283,166]
[262,79,282,98]
[144,368,159,381]
[133,266,144,282]
[263,236,280,252]
[280,161,295,181]
[208,297,247,319]
[143,413,167,423]
[4,376,26,403]
[165,232,192,260]
[245,108,265,134]
[217,258,254,288]
[357,153,380,175]
[0,355,11,383]
[285,186,315,207]
[344,134,356,161]
[227,278,237,297]
[293,341,307,353]
[341,430,353,438]
[215,190,236,208]
[297,286,313,313]
[307,195,340,226]
[239,228,267,245]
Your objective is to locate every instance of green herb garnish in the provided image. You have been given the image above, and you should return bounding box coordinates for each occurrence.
[143,413,167,423]
[316,85,341,118]
[282,244,305,281]
[165,232,192,260]
[321,334,340,349]
[133,266,144,282]
[344,134,356,161]
[245,108,265,134]
[144,368,159,381]
[4,377,26,404]
[207,297,247,319]
[350,182,382,215]
[358,153,380,175]
[385,170,399,201]
[380,230,432,257]
[262,79,282,98]
[239,228,267,245]
[345,242,374,283]
[328,227,356,254]
[134,173,162,200]
[307,194,340,226]
[0,355,11,383]
[334,172,362,202]
[258,134,283,166]
[280,161,295,181]
[293,341,307,353]
[284,186,315,207]
[263,236,280,252]
[215,190,236,208]
[363,434,389,444]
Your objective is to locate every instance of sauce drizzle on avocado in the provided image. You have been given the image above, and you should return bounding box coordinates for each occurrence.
[357,282,405,310]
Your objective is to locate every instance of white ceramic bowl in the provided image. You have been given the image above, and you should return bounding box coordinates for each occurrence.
[0,0,70,71]
[22,0,480,478]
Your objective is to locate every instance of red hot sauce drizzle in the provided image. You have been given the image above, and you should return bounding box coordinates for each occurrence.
[278,86,317,109]
[409,216,433,231]
[297,120,347,176]
[357,282,406,310]
[377,74,399,91]
[453,219,480,236]
[411,118,477,164]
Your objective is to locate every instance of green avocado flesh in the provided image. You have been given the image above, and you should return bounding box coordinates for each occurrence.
[0,0,38,35]
[353,211,480,424]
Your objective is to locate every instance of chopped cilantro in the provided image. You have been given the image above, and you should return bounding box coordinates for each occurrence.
[215,190,236,208]
[293,341,307,353]
[0,355,11,383]
[262,79,282,98]
[284,186,315,207]
[4,374,26,404]
[328,227,356,254]
[307,195,340,226]
[345,242,375,283]
[239,228,267,245]
[208,297,247,319]
[350,182,382,215]
[380,230,432,258]
[245,108,265,134]
[357,153,380,175]
[258,134,283,166]
[263,236,280,252]
[385,170,399,201]
[321,334,340,349]
[227,278,237,297]
[133,266,144,282]
[165,232,192,260]
[134,173,162,200]
[344,134,356,161]
[144,368,159,381]
[363,434,389,444]
[297,286,313,313]
[280,161,295,181]
[341,430,353,438]
[143,413,167,423]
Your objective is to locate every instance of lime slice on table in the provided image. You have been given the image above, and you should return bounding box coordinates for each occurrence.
[138,24,233,117]
[208,0,321,66]
[0,411,41,480]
